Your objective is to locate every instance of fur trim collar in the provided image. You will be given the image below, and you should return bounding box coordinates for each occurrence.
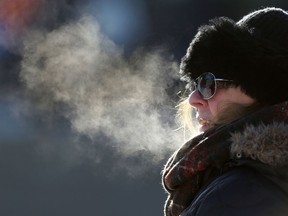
[230,122,288,167]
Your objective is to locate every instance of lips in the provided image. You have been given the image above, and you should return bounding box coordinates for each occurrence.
[198,117,210,125]
[197,117,211,132]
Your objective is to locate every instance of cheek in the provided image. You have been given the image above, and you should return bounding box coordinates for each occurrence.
[207,95,228,118]
[207,102,219,117]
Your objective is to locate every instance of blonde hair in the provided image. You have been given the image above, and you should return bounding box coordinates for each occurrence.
[175,98,199,139]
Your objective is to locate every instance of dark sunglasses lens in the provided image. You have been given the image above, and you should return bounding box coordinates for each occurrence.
[198,73,216,99]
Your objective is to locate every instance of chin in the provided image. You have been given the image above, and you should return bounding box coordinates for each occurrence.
[199,125,211,132]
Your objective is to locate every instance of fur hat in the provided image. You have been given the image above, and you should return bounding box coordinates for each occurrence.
[180,7,288,105]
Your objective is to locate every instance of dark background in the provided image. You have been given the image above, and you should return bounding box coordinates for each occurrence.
[1,1,288,216]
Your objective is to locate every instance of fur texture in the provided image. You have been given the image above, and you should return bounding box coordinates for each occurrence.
[180,8,288,105]
[230,122,288,167]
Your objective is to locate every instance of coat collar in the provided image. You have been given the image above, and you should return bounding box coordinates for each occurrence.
[230,122,288,167]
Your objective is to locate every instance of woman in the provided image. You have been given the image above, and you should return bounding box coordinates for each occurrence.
[162,7,288,216]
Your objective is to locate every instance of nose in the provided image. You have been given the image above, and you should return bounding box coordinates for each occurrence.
[188,90,208,109]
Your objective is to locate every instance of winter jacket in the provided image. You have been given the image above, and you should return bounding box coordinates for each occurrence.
[181,122,288,216]
[163,102,288,216]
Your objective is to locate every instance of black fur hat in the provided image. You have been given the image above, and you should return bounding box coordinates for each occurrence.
[180,7,288,105]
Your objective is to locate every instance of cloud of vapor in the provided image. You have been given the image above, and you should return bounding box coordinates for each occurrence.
[20,16,184,172]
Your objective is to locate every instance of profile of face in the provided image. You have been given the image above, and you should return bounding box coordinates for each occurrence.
[188,73,256,132]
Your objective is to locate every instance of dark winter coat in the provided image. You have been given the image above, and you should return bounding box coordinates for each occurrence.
[163,102,288,216]
[181,122,288,216]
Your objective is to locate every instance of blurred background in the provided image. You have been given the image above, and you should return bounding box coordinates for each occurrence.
[1,0,288,215]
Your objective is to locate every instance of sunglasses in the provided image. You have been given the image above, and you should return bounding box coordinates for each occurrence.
[193,72,233,100]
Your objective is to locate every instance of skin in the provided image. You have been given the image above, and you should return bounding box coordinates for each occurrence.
[188,86,256,132]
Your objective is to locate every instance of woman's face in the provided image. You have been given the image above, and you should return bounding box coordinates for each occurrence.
[188,86,256,132]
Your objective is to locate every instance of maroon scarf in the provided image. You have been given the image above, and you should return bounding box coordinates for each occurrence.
[162,101,288,216]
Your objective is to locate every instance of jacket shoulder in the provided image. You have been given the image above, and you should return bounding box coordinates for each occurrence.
[181,166,288,216]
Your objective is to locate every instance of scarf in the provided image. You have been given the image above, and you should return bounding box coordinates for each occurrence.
[162,101,288,216]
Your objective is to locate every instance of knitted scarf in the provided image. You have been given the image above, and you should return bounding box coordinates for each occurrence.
[162,101,288,216]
